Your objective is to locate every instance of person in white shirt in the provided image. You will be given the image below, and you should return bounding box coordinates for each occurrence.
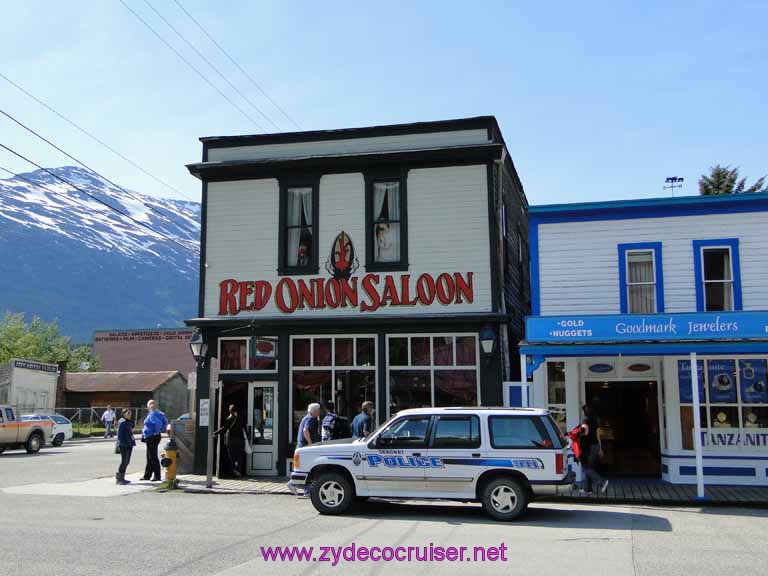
[102,405,116,438]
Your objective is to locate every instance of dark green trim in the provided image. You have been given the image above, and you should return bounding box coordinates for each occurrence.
[487,162,500,313]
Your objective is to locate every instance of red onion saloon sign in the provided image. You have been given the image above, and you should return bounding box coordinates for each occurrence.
[219,231,474,316]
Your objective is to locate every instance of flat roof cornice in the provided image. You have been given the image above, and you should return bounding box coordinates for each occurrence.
[199,116,498,148]
[186,143,504,181]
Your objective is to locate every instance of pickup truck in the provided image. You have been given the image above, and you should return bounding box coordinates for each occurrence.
[0,405,52,454]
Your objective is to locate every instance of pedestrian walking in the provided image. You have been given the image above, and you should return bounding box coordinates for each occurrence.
[214,404,245,478]
[140,399,167,482]
[351,401,374,439]
[115,409,135,485]
[321,401,338,442]
[101,405,116,438]
[288,403,321,496]
[580,404,608,495]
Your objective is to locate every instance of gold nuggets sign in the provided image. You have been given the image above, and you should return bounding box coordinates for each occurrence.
[219,272,474,315]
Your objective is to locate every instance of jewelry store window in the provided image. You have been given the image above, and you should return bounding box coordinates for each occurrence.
[678,357,768,450]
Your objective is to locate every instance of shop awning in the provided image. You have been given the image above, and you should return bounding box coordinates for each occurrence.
[520,340,768,357]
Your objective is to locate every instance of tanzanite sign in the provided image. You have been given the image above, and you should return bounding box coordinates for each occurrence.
[526,311,768,343]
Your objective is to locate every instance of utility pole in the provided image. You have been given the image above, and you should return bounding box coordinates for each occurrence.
[664,176,684,196]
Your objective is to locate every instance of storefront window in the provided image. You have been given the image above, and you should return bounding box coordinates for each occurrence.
[389,370,431,412]
[290,335,377,442]
[386,334,479,417]
[313,338,332,366]
[434,370,477,406]
[220,337,277,372]
[292,338,311,367]
[335,338,353,366]
[678,358,768,450]
[411,337,430,366]
[546,361,566,433]
[249,338,277,371]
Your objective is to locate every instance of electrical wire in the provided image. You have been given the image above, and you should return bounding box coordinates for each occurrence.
[117,0,264,130]
[0,107,196,235]
[0,71,193,201]
[0,143,195,252]
[172,0,302,130]
[143,0,282,132]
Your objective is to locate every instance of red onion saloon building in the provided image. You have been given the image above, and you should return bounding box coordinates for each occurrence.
[186,117,530,476]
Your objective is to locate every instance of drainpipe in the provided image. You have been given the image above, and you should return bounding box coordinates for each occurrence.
[495,151,511,382]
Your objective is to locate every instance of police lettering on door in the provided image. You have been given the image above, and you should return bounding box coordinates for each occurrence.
[366,454,444,468]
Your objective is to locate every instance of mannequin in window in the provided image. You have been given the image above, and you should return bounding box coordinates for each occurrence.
[712,411,732,428]
[375,223,396,262]
[744,411,760,428]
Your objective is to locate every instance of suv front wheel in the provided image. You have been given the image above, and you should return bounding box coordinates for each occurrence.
[482,477,529,521]
[310,471,354,515]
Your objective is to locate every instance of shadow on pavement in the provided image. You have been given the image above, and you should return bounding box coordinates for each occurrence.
[0,450,70,458]
[346,498,673,532]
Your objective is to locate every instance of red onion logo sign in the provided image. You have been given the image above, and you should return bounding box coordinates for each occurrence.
[325,230,359,280]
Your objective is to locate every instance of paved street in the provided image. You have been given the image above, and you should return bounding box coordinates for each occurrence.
[1,442,767,576]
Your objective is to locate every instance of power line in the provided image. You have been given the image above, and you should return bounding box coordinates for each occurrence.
[0,71,193,201]
[0,107,195,234]
[117,0,264,130]
[0,142,195,251]
[172,0,302,130]
[143,0,282,132]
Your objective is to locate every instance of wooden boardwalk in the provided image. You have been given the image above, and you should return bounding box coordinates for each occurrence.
[547,479,768,506]
[178,474,768,506]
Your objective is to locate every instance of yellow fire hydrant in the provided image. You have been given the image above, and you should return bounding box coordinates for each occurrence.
[161,438,178,485]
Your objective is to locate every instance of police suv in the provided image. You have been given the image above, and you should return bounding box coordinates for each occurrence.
[291,407,571,521]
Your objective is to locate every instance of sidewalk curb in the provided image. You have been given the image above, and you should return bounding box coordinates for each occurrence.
[180,486,293,496]
[538,495,768,509]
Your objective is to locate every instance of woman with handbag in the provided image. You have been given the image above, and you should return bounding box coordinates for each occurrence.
[580,404,609,495]
[214,404,245,478]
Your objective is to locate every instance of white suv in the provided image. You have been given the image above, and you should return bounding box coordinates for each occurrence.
[291,407,572,521]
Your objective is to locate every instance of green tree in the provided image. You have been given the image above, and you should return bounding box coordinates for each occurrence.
[0,312,100,371]
[699,165,766,195]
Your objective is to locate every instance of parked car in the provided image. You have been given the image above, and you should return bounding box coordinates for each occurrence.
[21,413,73,446]
[0,405,52,454]
[291,407,572,521]
[166,413,191,435]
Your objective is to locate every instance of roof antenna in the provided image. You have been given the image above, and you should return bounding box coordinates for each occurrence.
[664,176,684,196]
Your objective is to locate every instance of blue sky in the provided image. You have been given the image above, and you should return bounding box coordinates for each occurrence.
[1,1,766,205]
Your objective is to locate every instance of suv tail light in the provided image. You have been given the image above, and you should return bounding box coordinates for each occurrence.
[555,452,564,475]
[293,452,300,471]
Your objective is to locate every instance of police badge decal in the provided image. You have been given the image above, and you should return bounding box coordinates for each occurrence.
[352,452,362,466]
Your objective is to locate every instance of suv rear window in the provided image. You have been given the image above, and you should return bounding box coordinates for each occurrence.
[51,415,70,424]
[488,416,558,449]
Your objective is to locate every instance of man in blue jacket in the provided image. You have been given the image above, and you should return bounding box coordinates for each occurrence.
[141,399,168,482]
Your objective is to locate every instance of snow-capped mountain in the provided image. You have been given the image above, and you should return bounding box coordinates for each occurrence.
[0,166,200,342]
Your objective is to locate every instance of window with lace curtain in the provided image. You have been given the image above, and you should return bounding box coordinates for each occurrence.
[618,242,664,314]
[279,178,319,274]
[365,171,408,271]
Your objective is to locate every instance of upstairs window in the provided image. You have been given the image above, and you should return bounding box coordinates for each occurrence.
[693,239,742,311]
[618,243,664,314]
[365,171,408,271]
[279,179,319,275]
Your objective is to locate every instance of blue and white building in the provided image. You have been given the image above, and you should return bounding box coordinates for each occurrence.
[521,192,768,486]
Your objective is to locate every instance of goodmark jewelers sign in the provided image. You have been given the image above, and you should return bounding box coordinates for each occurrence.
[526,311,768,343]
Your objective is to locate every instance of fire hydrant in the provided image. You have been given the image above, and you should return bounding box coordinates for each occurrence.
[161,438,178,483]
